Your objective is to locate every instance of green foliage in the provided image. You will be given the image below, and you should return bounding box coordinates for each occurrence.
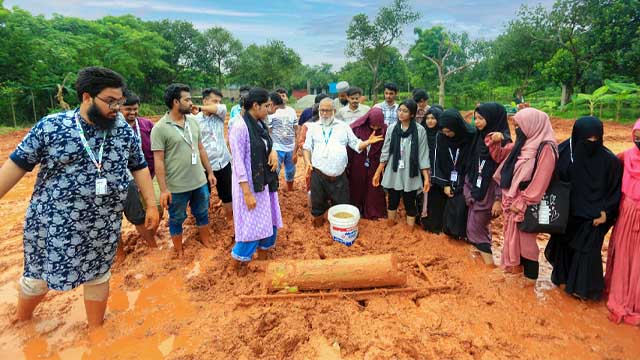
[230,40,303,90]
[345,0,419,102]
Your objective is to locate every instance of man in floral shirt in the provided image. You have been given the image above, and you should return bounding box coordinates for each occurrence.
[0,67,159,327]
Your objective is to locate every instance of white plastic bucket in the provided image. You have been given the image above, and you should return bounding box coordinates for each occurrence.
[327,204,361,246]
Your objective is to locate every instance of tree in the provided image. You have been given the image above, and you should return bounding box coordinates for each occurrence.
[231,40,303,90]
[339,47,410,97]
[345,0,419,102]
[488,5,557,96]
[409,26,481,106]
[196,27,243,87]
[299,63,335,94]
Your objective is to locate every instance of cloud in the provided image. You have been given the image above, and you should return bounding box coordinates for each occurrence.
[85,1,263,17]
[302,0,370,8]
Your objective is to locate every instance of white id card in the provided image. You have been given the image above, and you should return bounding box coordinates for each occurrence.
[398,159,405,169]
[538,200,550,225]
[450,170,458,182]
[475,176,483,188]
[191,152,197,165]
[95,178,107,195]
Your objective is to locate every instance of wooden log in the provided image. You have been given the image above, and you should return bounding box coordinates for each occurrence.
[265,254,406,293]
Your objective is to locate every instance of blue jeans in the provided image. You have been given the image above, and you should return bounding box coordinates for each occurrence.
[168,184,210,236]
[231,226,278,262]
[277,150,296,182]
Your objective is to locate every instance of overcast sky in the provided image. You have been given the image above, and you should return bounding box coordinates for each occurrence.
[6,0,555,70]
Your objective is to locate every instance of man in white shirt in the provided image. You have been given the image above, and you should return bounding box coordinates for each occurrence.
[303,98,383,227]
[334,86,371,125]
[333,81,350,111]
[374,82,399,127]
[268,91,298,191]
[194,88,233,223]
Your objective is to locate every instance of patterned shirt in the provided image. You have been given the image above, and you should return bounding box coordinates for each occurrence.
[268,106,298,152]
[196,106,231,171]
[375,102,399,127]
[9,108,146,290]
[303,118,362,176]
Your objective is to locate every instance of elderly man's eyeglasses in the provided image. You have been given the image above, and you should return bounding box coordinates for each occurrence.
[318,109,334,113]
[95,96,126,110]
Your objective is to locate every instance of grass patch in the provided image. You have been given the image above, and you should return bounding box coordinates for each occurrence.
[0,126,21,136]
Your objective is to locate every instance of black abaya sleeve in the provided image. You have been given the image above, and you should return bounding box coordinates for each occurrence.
[604,154,624,221]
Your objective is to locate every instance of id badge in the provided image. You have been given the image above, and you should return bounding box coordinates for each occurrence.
[475,176,482,188]
[191,152,197,165]
[450,170,458,182]
[364,158,370,168]
[95,178,107,196]
[398,159,405,169]
[538,200,550,225]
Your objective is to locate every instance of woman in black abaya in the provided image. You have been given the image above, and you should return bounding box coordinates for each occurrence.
[545,116,623,300]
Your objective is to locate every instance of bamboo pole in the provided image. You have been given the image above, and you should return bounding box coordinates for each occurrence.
[239,285,453,304]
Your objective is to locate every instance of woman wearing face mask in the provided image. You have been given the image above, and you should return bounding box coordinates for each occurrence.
[347,108,388,220]
[605,118,640,324]
[488,108,557,282]
[544,117,622,300]
[373,99,431,231]
[464,103,511,265]
[433,109,476,240]
[420,105,447,233]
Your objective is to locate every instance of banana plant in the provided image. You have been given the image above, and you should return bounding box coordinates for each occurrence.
[604,80,639,122]
[575,85,609,116]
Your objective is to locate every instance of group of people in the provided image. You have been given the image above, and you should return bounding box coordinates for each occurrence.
[0,67,638,328]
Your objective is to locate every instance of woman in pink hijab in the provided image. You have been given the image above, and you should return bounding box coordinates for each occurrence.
[604,118,640,325]
[487,108,557,282]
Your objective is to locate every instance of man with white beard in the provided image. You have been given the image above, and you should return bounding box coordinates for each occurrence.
[302,98,383,227]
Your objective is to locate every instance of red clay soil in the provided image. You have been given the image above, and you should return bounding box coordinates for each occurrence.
[0,118,638,360]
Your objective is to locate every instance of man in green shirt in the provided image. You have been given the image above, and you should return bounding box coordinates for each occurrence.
[151,84,216,257]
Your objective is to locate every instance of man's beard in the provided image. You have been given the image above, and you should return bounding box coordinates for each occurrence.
[340,98,349,106]
[179,105,191,115]
[88,104,116,130]
[320,116,333,125]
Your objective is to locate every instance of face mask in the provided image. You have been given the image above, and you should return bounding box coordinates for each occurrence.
[635,140,640,151]
[583,140,599,157]
[88,104,115,130]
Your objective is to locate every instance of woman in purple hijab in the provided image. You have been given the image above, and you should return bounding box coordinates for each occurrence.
[347,108,388,219]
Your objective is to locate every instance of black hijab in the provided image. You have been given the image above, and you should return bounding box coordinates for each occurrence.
[243,111,279,193]
[557,116,622,219]
[433,109,475,190]
[468,103,511,200]
[439,109,476,147]
[424,107,442,159]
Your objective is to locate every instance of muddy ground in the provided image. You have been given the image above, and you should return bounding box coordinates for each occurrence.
[0,116,638,359]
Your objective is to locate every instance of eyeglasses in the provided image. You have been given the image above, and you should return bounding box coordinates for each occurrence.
[95,95,126,110]
[318,109,334,113]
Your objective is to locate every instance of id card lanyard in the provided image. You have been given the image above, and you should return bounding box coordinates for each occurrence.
[449,148,460,183]
[321,125,333,157]
[133,117,142,147]
[75,113,108,195]
[399,137,408,169]
[475,159,486,188]
[174,119,197,165]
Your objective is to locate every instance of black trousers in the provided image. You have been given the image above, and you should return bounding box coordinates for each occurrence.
[310,170,349,217]
[387,189,418,217]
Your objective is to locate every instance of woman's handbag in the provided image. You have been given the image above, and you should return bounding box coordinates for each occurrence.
[518,141,571,234]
